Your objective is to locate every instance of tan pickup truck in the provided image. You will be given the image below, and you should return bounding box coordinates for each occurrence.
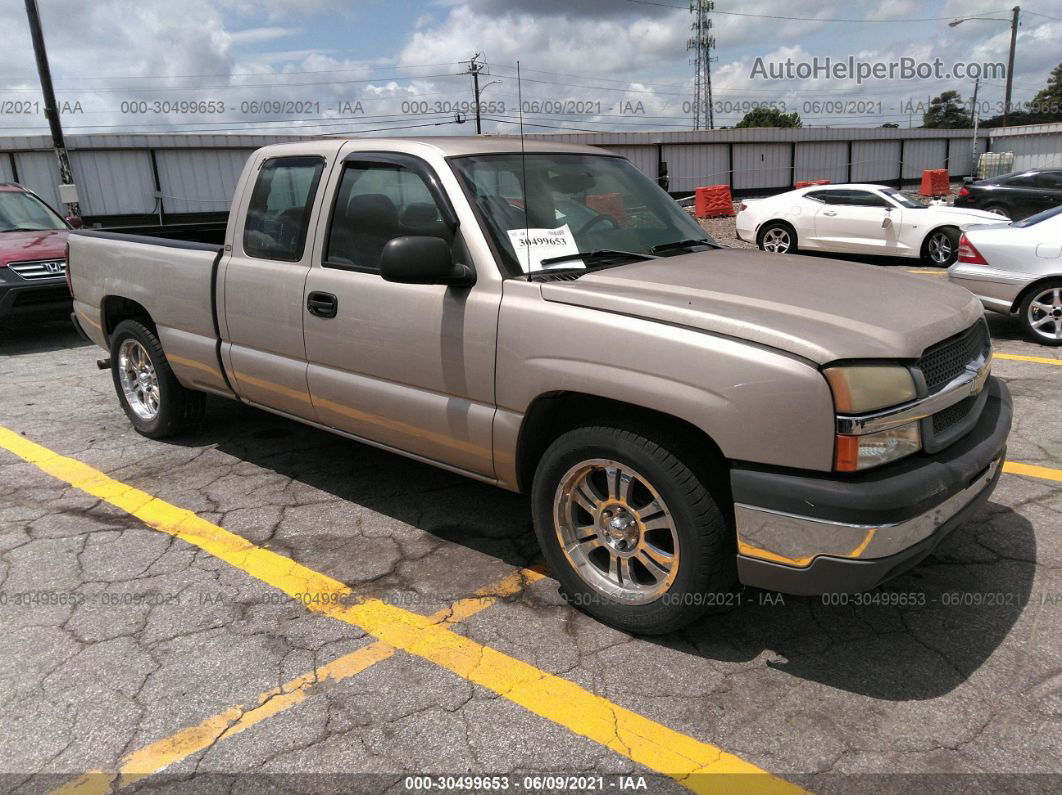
[68,137,1011,634]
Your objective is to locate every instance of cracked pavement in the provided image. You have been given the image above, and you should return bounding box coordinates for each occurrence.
[0,294,1060,794]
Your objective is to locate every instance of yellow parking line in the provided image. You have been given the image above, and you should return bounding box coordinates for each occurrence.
[994,353,1062,367]
[905,268,947,275]
[1004,461,1062,483]
[0,427,797,794]
[52,568,540,795]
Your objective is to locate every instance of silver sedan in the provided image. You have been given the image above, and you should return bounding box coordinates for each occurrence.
[948,205,1062,345]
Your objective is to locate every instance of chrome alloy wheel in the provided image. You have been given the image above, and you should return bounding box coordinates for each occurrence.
[926,231,954,265]
[1027,286,1062,342]
[760,227,791,253]
[118,339,160,420]
[553,459,679,604]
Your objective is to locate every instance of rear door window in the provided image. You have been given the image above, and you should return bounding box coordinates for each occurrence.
[243,156,325,261]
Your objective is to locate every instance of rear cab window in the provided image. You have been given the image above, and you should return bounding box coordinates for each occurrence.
[243,156,326,261]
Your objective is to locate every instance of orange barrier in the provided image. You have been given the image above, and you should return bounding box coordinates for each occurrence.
[795,179,831,189]
[694,184,734,218]
[920,169,949,196]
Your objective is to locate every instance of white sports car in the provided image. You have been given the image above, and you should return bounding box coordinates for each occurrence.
[735,183,1008,267]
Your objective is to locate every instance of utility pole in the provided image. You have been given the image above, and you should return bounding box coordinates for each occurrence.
[464,53,486,135]
[970,77,981,168]
[1003,5,1019,128]
[23,0,79,216]
[687,0,715,130]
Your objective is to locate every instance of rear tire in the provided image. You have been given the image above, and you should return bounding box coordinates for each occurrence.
[757,221,798,254]
[921,227,960,267]
[984,204,1009,218]
[531,424,736,635]
[1018,280,1062,346]
[109,319,205,438]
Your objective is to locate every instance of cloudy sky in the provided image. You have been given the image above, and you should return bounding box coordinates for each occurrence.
[2,0,1060,137]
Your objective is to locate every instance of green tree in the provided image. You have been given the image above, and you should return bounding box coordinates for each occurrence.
[922,90,972,128]
[1030,62,1062,120]
[735,107,802,128]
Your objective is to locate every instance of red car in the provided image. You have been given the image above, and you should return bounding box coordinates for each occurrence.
[0,183,82,323]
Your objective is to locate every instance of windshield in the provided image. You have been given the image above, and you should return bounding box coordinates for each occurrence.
[880,188,923,209]
[1013,204,1062,228]
[0,191,67,232]
[450,153,715,275]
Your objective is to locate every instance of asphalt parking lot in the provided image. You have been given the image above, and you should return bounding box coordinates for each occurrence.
[1,260,1060,794]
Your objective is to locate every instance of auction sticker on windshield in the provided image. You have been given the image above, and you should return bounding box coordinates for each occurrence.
[507,224,583,271]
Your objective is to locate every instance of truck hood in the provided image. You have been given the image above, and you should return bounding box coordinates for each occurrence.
[539,249,983,364]
[0,229,69,268]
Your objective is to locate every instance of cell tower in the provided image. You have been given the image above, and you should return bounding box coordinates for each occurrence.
[687,0,715,130]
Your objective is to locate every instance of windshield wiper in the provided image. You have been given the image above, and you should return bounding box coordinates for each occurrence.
[649,238,718,254]
[539,249,657,267]
[0,227,46,233]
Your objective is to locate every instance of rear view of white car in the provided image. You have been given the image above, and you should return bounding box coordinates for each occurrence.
[948,205,1062,346]
[736,184,1007,267]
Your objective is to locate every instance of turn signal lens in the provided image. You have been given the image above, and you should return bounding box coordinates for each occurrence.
[957,234,988,265]
[957,186,970,197]
[835,423,922,472]
[823,366,917,414]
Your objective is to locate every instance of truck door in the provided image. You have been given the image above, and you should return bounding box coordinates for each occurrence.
[221,154,326,419]
[302,152,500,477]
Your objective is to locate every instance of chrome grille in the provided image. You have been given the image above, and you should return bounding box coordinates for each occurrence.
[8,259,66,281]
[919,322,989,393]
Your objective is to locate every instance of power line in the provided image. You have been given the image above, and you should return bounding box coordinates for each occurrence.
[619,0,1015,23]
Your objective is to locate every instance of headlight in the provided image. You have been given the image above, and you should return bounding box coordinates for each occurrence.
[824,365,921,471]
[835,423,922,472]
[823,365,916,413]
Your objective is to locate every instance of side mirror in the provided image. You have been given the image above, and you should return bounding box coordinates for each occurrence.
[882,208,893,228]
[65,215,84,229]
[380,236,475,287]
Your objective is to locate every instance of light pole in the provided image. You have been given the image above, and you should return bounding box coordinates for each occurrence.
[949,6,1020,127]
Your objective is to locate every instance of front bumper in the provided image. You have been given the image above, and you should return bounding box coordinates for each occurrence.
[732,377,1012,595]
[0,270,72,320]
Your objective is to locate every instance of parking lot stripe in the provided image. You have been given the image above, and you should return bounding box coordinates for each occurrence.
[994,353,1062,367]
[52,568,541,795]
[0,427,797,794]
[1003,461,1062,483]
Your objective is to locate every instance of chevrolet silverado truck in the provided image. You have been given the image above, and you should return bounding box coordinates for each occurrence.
[68,138,1011,634]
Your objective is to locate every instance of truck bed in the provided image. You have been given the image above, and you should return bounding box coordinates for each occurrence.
[68,230,232,398]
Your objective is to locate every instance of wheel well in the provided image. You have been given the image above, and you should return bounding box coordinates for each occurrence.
[101,296,156,341]
[514,392,730,498]
[757,219,795,244]
[1011,275,1062,313]
[922,224,959,247]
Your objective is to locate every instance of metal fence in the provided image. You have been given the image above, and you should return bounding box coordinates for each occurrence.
[0,124,1059,223]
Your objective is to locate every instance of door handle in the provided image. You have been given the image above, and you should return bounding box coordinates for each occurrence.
[823,210,838,216]
[306,291,338,318]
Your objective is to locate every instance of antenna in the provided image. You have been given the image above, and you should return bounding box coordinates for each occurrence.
[517,60,530,272]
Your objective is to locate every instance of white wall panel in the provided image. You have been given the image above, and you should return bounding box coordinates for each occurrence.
[13,152,61,210]
[902,139,948,179]
[993,134,1062,170]
[794,142,847,183]
[850,141,901,183]
[732,143,791,189]
[661,144,729,192]
[155,149,252,214]
[70,150,157,215]
[0,155,14,183]
[599,144,658,179]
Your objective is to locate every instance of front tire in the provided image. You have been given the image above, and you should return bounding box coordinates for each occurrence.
[109,319,205,438]
[531,424,735,635]
[922,227,960,267]
[757,221,797,254]
[1018,281,1062,346]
